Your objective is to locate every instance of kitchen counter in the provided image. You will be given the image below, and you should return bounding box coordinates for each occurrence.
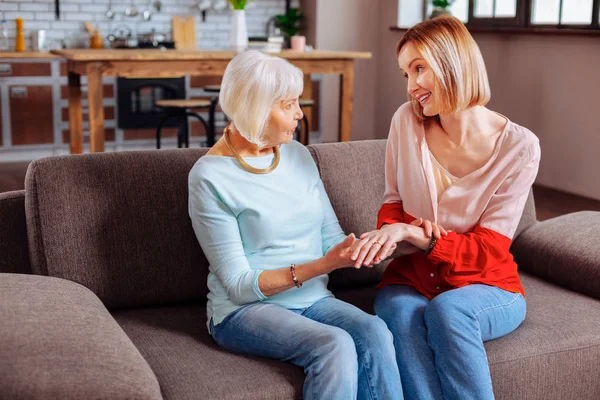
[51,49,372,61]
[52,49,373,153]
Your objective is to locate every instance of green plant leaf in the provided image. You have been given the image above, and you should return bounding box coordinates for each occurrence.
[274,7,304,39]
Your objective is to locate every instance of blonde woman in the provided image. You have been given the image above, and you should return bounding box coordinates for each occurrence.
[188,51,402,400]
[353,16,541,400]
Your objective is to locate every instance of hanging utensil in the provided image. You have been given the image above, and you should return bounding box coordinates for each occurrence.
[125,0,139,17]
[197,0,212,22]
[153,0,162,12]
[142,0,153,21]
[106,0,115,19]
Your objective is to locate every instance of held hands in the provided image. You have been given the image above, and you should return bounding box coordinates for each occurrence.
[411,217,450,239]
[323,233,397,272]
[351,219,450,268]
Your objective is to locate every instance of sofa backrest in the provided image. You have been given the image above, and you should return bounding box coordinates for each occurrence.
[0,190,31,274]
[25,149,209,310]
[23,140,537,309]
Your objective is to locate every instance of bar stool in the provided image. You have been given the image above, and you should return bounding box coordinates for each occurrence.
[204,85,222,147]
[155,99,212,149]
[296,98,314,145]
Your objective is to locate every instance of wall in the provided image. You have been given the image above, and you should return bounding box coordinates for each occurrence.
[0,0,296,50]
[301,0,380,142]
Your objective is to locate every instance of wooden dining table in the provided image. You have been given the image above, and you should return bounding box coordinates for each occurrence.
[50,49,372,154]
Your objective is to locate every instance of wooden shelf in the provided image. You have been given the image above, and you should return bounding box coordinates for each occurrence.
[390,26,600,36]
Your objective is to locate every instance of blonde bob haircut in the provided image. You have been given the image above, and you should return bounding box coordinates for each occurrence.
[396,15,491,121]
[219,50,303,148]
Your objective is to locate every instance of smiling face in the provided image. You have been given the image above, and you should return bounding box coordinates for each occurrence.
[398,41,440,117]
[262,97,303,146]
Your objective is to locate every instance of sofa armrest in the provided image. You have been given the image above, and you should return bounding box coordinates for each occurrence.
[0,273,162,400]
[511,211,600,299]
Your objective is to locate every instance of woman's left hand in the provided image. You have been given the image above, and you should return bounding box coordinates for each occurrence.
[351,223,408,268]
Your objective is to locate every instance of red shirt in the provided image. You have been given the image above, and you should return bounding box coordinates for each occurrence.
[377,203,525,299]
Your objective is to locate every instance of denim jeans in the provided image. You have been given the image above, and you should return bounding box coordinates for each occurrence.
[210,296,403,400]
[374,284,526,400]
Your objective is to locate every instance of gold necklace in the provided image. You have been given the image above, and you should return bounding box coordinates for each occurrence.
[223,126,280,174]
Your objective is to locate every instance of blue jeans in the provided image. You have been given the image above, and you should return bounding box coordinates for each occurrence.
[210,296,403,400]
[374,284,526,400]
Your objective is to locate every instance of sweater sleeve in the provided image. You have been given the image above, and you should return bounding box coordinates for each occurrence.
[377,114,405,228]
[188,172,267,305]
[428,141,541,276]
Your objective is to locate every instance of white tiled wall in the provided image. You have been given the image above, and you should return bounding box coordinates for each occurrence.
[0,0,299,50]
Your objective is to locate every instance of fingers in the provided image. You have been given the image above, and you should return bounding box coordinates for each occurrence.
[351,233,375,261]
[412,217,450,238]
[432,223,441,239]
[363,240,384,267]
[343,233,356,251]
[374,241,395,264]
[354,240,375,268]
[423,220,432,238]
[347,232,356,243]
[354,236,383,268]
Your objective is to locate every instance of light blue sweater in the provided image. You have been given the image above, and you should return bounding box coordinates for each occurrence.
[188,140,347,330]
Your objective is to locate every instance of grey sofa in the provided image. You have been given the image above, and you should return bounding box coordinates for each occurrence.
[1,140,599,400]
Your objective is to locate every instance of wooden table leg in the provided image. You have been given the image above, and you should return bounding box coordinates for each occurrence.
[67,72,83,154]
[87,63,105,153]
[300,74,312,145]
[339,60,354,142]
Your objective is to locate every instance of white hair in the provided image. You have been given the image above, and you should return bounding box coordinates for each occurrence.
[219,50,304,148]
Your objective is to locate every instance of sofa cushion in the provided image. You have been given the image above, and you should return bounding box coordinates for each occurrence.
[113,304,304,400]
[0,273,162,400]
[487,273,600,399]
[337,274,600,400]
[25,149,210,309]
[0,190,31,274]
[113,272,600,400]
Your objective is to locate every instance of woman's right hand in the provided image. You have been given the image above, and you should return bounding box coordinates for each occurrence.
[323,234,358,272]
[410,218,450,239]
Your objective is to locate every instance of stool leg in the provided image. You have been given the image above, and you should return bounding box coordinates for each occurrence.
[183,112,190,148]
[207,97,218,147]
[186,112,210,147]
[301,114,310,145]
[294,122,301,142]
[156,112,176,149]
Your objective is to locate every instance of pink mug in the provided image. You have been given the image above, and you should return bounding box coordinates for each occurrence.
[290,35,306,52]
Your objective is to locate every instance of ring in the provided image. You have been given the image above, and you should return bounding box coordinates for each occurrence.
[373,241,383,246]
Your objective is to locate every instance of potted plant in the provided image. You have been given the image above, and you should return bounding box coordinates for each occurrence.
[274,8,304,48]
[227,0,256,50]
[227,0,255,9]
[430,0,454,18]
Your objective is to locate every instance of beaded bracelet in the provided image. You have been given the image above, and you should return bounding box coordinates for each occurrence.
[424,236,438,255]
[290,264,302,288]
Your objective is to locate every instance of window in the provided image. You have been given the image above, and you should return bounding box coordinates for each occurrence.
[531,0,597,26]
[397,0,600,31]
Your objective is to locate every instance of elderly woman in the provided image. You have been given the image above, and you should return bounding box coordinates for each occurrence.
[188,50,402,400]
[353,16,541,400]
